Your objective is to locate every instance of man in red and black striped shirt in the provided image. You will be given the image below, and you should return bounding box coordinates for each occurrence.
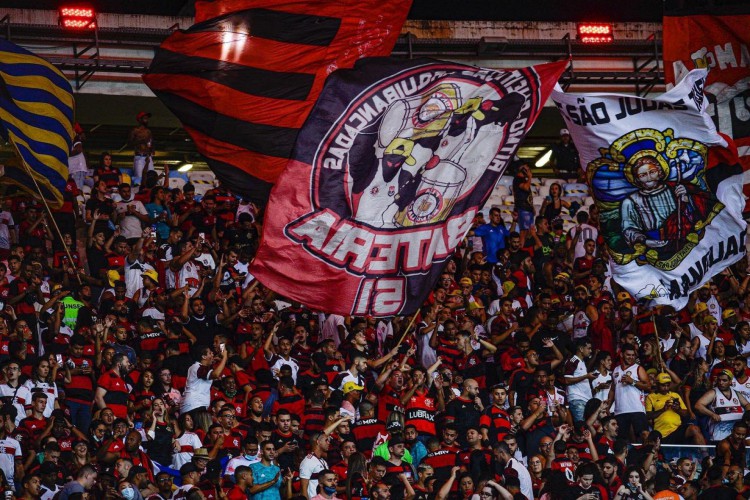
[480,384,512,444]
[94,353,131,420]
[430,320,461,372]
[351,401,386,459]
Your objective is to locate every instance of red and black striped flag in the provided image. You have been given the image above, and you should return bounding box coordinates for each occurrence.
[143,0,411,204]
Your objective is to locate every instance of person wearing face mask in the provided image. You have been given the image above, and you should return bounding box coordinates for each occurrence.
[118,480,142,500]
[225,437,260,482]
[309,470,341,500]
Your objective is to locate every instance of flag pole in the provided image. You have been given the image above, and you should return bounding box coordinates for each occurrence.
[394,309,421,348]
[14,147,82,285]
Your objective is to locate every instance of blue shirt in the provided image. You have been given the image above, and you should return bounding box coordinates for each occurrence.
[249,461,282,500]
[144,203,171,240]
[473,222,509,263]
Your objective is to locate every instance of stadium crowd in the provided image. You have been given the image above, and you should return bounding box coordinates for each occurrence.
[0,128,746,500]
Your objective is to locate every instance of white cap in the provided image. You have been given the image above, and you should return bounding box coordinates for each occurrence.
[560,128,570,136]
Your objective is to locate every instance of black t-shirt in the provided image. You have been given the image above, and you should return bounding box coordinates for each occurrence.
[161,353,194,377]
[564,485,606,500]
[184,313,222,344]
[86,245,108,279]
[552,141,580,174]
[699,486,738,500]
[512,173,533,213]
[445,397,482,446]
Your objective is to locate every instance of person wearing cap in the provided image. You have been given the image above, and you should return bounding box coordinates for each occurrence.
[133,268,160,309]
[695,368,750,441]
[129,111,154,184]
[340,381,364,421]
[690,315,718,361]
[174,462,202,498]
[696,281,723,326]
[718,308,738,344]
[687,301,711,340]
[646,373,705,445]
[551,127,580,179]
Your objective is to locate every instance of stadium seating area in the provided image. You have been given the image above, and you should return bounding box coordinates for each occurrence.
[481,176,594,231]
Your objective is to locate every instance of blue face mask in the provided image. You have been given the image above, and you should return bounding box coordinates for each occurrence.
[323,486,337,495]
[121,487,135,500]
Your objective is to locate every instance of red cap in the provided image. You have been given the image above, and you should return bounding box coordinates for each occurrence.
[136,111,151,121]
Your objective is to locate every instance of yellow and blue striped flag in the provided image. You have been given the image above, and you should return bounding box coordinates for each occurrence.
[0,38,74,208]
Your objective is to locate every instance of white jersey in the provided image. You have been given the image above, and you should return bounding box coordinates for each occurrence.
[738,339,750,358]
[22,380,58,418]
[320,313,347,348]
[194,252,216,271]
[0,211,14,250]
[569,223,598,260]
[299,453,329,499]
[180,362,214,413]
[0,436,22,487]
[171,431,203,469]
[591,370,613,407]
[694,334,711,360]
[225,455,259,479]
[612,364,645,415]
[731,377,750,402]
[177,260,202,297]
[702,296,723,326]
[710,387,744,422]
[572,310,591,339]
[125,259,155,299]
[564,355,592,402]
[0,384,31,425]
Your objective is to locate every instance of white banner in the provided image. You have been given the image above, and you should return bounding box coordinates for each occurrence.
[551,69,747,310]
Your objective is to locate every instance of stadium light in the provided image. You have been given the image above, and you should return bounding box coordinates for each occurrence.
[577,23,614,44]
[177,163,194,173]
[535,150,553,168]
[59,6,96,30]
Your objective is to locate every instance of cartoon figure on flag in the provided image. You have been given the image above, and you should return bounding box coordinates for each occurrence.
[348,80,525,229]
[588,127,721,269]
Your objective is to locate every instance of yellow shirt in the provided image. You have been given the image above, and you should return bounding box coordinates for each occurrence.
[645,391,686,437]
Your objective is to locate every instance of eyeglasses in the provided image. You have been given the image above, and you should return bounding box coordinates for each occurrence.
[157,478,173,483]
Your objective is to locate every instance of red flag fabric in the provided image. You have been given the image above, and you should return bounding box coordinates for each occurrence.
[663,10,750,215]
[250,58,567,317]
[143,0,411,204]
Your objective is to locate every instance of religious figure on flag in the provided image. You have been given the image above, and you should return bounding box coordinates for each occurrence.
[588,128,720,270]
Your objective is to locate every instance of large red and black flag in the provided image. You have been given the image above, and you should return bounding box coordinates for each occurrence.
[250,58,567,317]
[663,4,750,215]
[143,0,411,204]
